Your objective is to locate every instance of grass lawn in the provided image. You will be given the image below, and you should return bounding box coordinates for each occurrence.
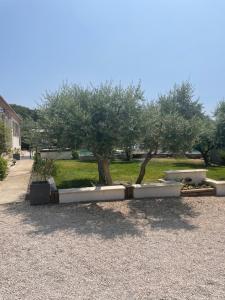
[54,158,225,188]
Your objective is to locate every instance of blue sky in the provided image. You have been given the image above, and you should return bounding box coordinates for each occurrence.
[0,0,224,114]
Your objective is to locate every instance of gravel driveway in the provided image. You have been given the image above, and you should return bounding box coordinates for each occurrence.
[1,196,225,299]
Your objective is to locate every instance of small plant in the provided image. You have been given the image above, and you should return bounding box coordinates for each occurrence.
[72,149,79,160]
[33,151,40,165]
[0,157,8,180]
[13,148,20,155]
[33,157,56,181]
[13,148,21,160]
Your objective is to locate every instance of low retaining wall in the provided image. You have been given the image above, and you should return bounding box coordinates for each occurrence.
[205,178,225,196]
[164,169,207,184]
[132,182,182,199]
[59,185,125,204]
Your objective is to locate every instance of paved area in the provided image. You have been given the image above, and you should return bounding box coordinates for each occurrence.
[0,159,33,204]
[1,196,225,299]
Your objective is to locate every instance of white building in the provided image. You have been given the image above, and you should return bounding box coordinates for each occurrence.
[0,96,22,150]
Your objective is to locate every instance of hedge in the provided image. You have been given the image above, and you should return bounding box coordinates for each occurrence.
[0,157,7,180]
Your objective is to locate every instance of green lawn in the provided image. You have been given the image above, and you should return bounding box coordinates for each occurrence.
[54,158,225,188]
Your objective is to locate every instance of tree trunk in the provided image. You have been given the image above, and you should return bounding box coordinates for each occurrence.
[136,152,153,184]
[97,159,106,184]
[102,158,113,185]
[125,148,132,161]
[201,151,210,167]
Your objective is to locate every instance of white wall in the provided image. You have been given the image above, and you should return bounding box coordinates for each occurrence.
[164,169,207,184]
[59,185,125,203]
[12,135,21,149]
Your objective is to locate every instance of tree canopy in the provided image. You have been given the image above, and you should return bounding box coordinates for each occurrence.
[20,80,225,185]
[194,117,216,166]
[10,104,39,122]
[136,82,203,183]
[40,82,144,184]
[215,100,225,149]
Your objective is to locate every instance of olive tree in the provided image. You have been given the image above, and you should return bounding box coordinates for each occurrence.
[135,103,162,184]
[136,82,202,184]
[158,81,203,119]
[40,82,144,185]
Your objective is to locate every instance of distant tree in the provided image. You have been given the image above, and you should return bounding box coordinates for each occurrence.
[21,119,45,155]
[10,104,39,121]
[194,117,216,166]
[10,104,40,150]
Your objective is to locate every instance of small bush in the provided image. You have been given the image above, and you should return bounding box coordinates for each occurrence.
[72,150,79,160]
[33,157,56,181]
[0,157,8,180]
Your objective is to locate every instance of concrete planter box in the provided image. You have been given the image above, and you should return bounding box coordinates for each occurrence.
[59,185,125,204]
[132,182,182,199]
[205,178,225,196]
[30,181,51,205]
[164,169,207,184]
[13,153,20,160]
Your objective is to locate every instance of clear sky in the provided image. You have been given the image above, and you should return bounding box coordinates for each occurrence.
[0,0,224,114]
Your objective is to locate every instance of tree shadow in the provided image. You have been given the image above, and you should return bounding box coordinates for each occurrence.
[75,160,97,163]
[110,160,140,165]
[4,201,141,239]
[171,162,205,169]
[128,197,199,231]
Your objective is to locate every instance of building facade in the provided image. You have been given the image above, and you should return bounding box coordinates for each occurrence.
[0,96,22,150]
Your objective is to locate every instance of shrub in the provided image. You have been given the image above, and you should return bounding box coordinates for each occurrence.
[0,157,8,180]
[0,121,12,155]
[72,150,79,160]
[33,152,40,165]
[33,157,56,181]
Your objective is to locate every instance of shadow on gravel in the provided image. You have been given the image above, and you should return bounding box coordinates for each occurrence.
[129,197,199,231]
[4,201,141,239]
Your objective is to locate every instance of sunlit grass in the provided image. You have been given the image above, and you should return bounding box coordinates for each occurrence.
[54,158,225,188]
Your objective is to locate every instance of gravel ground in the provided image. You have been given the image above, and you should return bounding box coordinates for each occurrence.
[1,196,225,299]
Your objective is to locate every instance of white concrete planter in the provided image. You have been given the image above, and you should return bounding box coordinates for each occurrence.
[59,185,125,204]
[132,182,182,199]
[164,169,207,184]
[205,178,225,196]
